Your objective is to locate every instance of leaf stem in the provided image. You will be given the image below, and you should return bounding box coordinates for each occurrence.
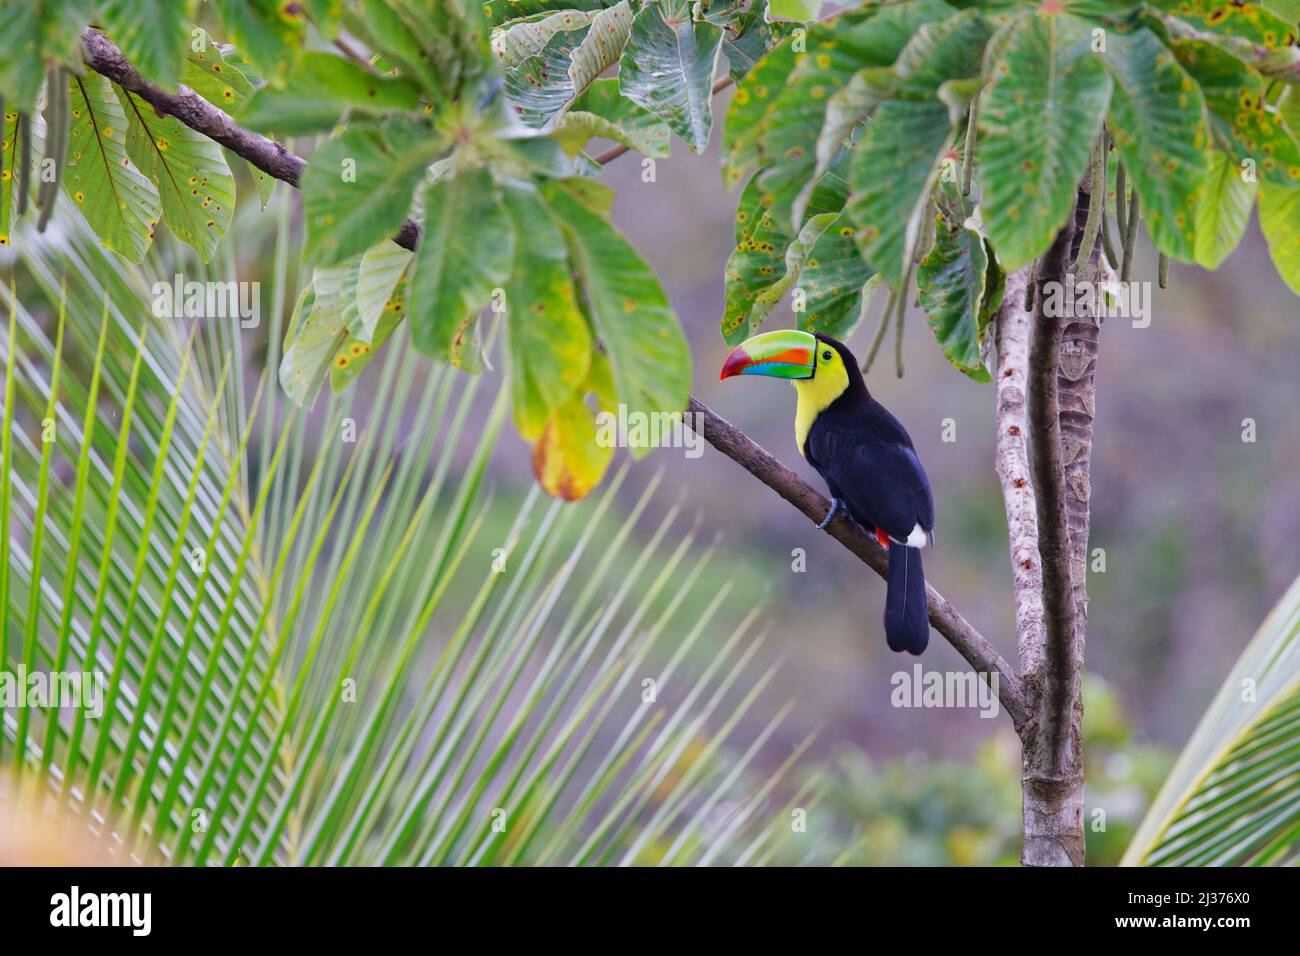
[1072,136,1105,274]
[1121,189,1140,284]
[862,288,895,373]
[961,89,980,197]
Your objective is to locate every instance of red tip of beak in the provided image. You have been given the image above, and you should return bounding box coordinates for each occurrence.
[720,347,749,381]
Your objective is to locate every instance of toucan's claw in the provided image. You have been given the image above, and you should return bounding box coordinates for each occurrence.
[816,498,841,530]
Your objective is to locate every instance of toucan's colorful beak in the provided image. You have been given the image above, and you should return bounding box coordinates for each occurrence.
[720,329,818,381]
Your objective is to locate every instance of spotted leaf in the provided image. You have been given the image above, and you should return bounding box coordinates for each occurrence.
[1103,27,1211,262]
[978,10,1112,272]
[848,9,992,285]
[501,181,592,441]
[116,88,235,263]
[619,1,723,153]
[63,73,162,263]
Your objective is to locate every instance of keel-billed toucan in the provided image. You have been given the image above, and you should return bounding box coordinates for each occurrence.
[720,330,935,655]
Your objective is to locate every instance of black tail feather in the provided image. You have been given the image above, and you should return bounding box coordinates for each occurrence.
[885,545,929,655]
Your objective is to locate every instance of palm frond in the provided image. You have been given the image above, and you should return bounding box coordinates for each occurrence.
[1,212,801,865]
[1123,573,1300,866]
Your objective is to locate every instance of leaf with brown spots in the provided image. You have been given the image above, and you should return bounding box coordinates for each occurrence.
[978,10,1111,271]
[0,109,17,249]
[115,88,235,262]
[62,74,162,263]
[1103,28,1211,261]
[619,1,723,153]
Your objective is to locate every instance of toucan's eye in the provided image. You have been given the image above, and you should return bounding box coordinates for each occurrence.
[821,350,833,362]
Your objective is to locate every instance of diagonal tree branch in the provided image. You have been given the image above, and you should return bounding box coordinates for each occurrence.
[78,28,423,252]
[687,398,1026,729]
[81,22,1029,732]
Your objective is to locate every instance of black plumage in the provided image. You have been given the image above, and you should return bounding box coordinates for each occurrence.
[802,336,935,654]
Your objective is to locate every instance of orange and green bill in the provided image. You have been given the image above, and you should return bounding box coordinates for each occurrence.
[719,329,817,381]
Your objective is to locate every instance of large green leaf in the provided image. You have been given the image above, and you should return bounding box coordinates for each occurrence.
[502,19,593,128]
[280,265,351,406]
[63,73,162,263]
[619,1,723,153]
[848,9,991,286]
[240,52,426,134]
[501,181,592,441]
[798,218,877,342]
[408,166,513,359]
[116,89,235,263]
[1172,39,1300,188]
[1194,149,1257,269]
[1259,181,1300,295]
[542,181,690,436]
[1103,27,1211,262]
[811,0,958,182]
[214,0,305,80]
[722,37,798,189]
[753,26,864,231]
[721,172,795,345]
[916,213,993,382]
[300,125,439,267]
[100,0,194,91]
[978,10,1112,272]
[1124,572,1300,866]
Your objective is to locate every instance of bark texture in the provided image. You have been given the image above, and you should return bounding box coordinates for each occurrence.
[995,266,1046,675]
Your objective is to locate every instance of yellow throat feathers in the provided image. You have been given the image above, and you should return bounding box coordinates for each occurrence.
[793,356,850,455]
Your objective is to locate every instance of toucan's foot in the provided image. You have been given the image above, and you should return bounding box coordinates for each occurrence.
[816,498,841,530]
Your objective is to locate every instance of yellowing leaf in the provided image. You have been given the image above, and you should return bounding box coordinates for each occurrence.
[531,393,613,501]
